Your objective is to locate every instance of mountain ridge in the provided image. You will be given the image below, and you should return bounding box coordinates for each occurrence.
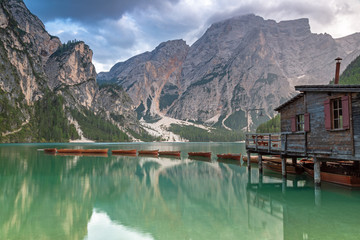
[98,14,360,131]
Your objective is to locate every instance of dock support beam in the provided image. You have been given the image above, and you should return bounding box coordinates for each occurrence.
[292,157,297,165]
[282,177,287,194]
[281,156,287,178]
[258,154,263,174]
[315,185,321,206]
[314,157,321,186]
[247,151,251,170]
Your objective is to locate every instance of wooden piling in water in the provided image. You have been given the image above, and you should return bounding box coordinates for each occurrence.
[258,154,263,173]
[281,156,287,178]
[314,157,321,186]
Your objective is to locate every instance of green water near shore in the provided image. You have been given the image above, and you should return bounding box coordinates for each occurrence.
[1,142,360,240]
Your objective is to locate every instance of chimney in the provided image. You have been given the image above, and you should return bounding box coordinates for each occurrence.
[334,57,342,84]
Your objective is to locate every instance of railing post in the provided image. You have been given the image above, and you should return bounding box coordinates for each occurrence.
[268,134,271,152]
[304,131,307,155]
[255,135,258,151]
[281,134,285,152]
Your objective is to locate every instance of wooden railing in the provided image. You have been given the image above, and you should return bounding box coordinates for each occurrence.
[246,132,307,154]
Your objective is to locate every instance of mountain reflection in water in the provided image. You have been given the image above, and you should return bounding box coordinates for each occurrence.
[1,143,360,240]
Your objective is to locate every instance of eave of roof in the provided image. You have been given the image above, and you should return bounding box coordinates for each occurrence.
[295,84,360,92]
[274,93,304,112]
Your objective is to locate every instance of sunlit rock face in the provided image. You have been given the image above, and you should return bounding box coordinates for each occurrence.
[99,14,360,130]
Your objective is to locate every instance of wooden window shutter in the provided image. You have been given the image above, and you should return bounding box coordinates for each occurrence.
[304,113,310,132]
[324,99,331,130]
[342,95,350,129]
[291,116,296,132]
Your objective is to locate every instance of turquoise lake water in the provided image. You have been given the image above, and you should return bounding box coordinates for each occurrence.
[1,142,360,240]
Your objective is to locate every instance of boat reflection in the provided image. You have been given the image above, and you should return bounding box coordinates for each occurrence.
[188,155,211,162]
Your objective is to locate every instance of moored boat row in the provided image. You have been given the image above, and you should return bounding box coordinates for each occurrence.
[217,153,241,161]
[43,148,244,160]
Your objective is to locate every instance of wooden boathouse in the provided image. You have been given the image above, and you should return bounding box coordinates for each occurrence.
[245,60,360,186]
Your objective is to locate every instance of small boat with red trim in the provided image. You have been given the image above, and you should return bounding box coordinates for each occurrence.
[158,151,181,157]
[138,150,159,155]
[217,153,241,161]
[263,160,303,175]
[44,148,57,154]
[188,152,211,158]
[112,149,137,155]
[242,155,259,163]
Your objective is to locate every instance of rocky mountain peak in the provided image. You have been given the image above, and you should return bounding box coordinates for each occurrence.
[97,39,190,119]
[99,14,360,131]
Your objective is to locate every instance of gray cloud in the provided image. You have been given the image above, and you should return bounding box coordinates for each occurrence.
[24,0,179,22]
[24,0,360,72]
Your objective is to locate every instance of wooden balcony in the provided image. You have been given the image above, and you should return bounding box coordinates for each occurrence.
[246,132,359,161]
[245,132,308,157]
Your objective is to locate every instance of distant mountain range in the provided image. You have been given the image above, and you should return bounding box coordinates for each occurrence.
[1,0,360,143]
[98,14,360,131]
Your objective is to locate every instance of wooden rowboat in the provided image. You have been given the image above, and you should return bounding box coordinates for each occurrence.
[158,151,181,156]
[217,153,241,161]
[188,152,211,158]
[263,160,304,175]
[82,149,108,154]
[301,160,360,187]
[44,148,57,153]
[242,155,259,163]
[138,150,159,155]
[57,149,83,154]
[112,149,137,155]
[262,156,282,163]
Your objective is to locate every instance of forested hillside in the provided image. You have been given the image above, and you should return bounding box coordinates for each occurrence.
[256,114,280,133]
[339,55,360,84]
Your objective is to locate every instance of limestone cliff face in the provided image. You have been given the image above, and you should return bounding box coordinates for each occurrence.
[93,86,138,130]
[98,40,189,119]
[7,0,61,64]
[45,42,97,108]
[0,0,59,132]
[99,14,360,130]
[0,0,61,104]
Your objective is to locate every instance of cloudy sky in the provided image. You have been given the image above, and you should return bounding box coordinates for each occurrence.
[24,0,360,73]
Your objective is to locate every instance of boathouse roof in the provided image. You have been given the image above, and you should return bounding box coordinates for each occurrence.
[275,85,360,111]
[295,84,360,92]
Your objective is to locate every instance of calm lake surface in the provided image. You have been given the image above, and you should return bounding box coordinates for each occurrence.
[1,142,360,240]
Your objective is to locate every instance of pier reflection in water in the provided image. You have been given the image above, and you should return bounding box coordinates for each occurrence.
[1,143,360,240]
